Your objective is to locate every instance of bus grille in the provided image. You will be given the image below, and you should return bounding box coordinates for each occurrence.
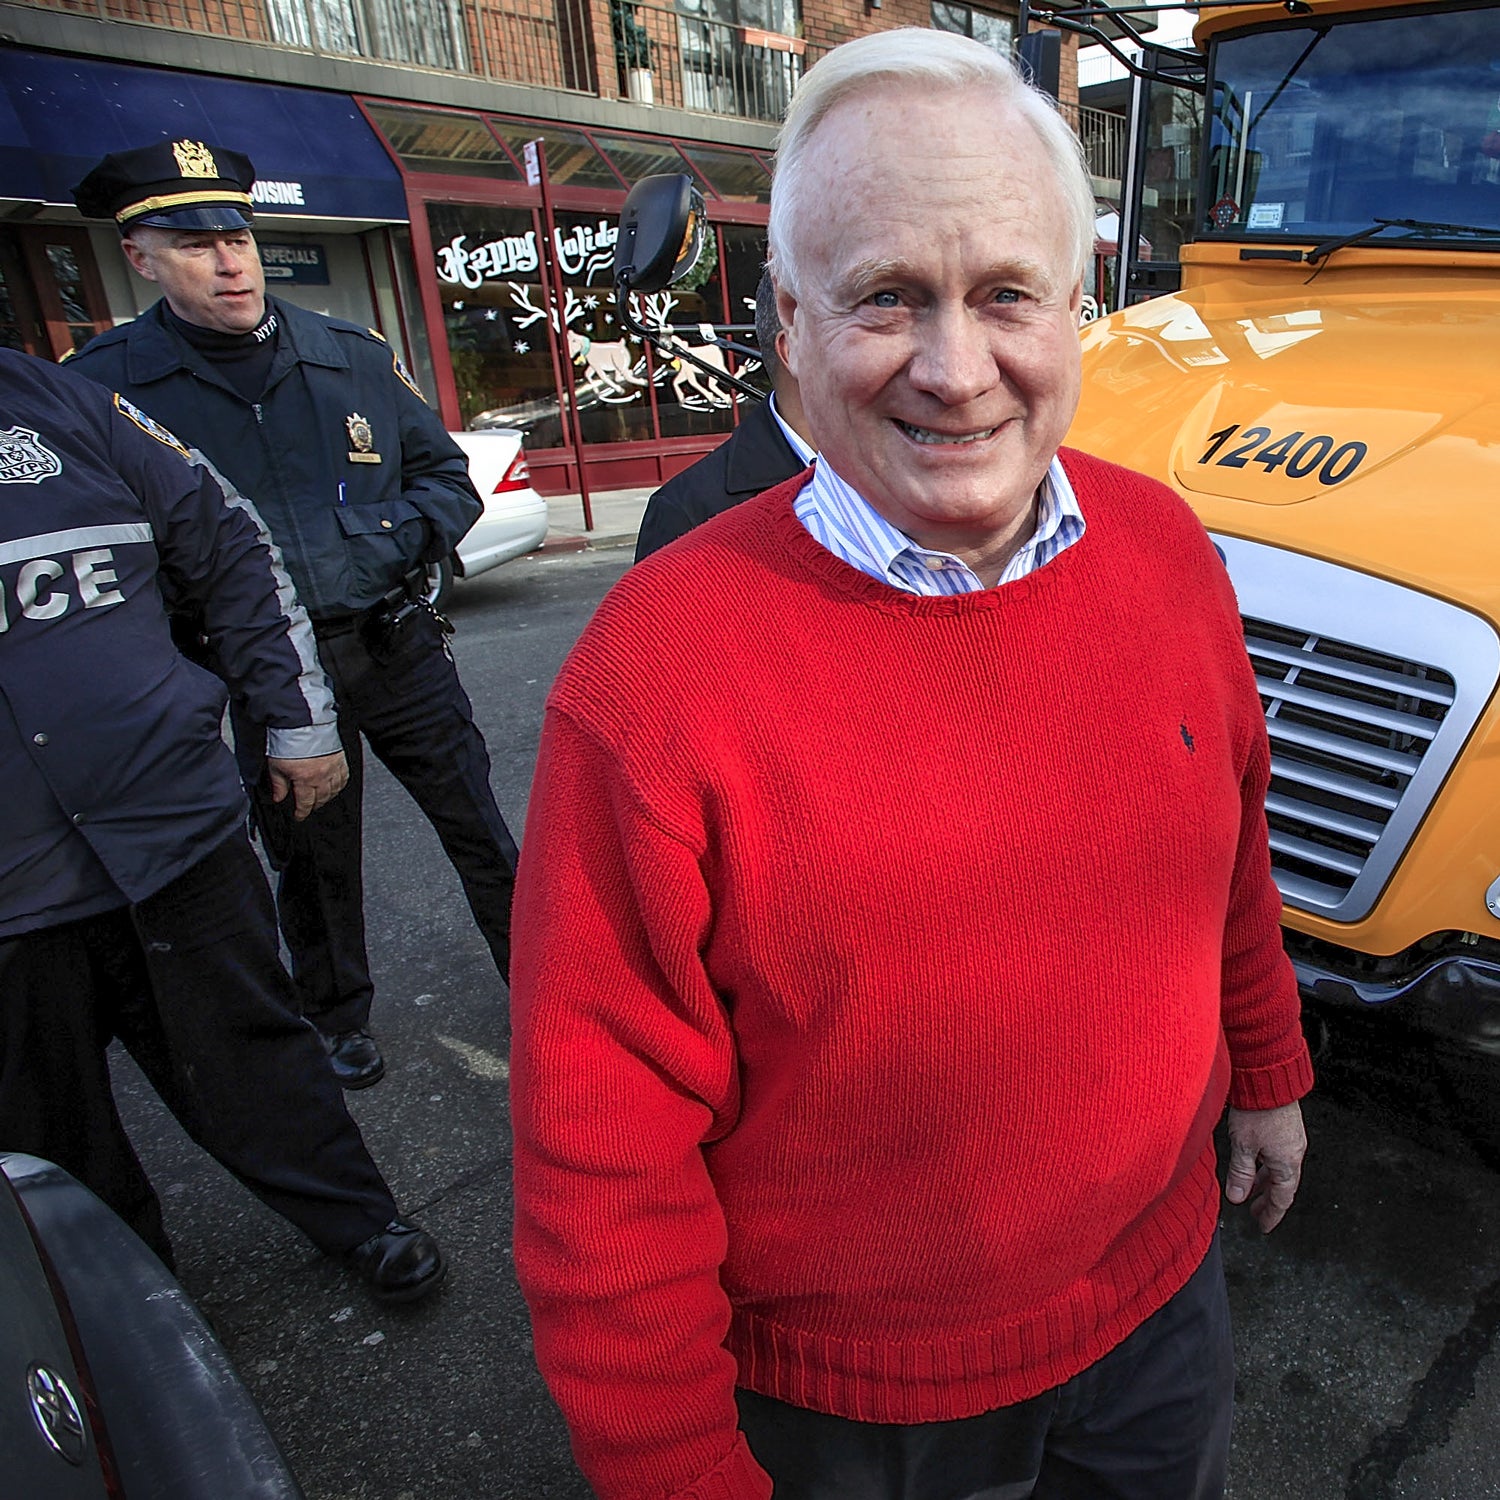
[1245,618,1456,911]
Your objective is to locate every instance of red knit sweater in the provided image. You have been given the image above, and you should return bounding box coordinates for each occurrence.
[511,450,1313,1500]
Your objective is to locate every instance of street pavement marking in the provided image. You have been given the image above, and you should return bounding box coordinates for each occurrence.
[434,1034,510,1081]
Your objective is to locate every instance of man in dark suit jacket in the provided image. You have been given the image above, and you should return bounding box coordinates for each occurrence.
[635,271,814,561]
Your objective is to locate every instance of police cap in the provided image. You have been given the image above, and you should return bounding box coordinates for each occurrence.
[73,140,256,232]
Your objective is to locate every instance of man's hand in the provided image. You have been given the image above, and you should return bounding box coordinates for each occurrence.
[266,751,348,820]
[1224,1101,1307,1234]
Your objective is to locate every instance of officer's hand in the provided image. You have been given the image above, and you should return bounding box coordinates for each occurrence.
[266,751,349,821]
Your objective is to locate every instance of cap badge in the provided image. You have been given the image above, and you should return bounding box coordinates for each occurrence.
[172,140,220,180]
[346,413,381,464]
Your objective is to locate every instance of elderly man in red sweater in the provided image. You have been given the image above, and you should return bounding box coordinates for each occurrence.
[510,26,1312,1500]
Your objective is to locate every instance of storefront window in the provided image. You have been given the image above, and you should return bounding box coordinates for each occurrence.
[385,225,439,401]
[428,203,558,433]
[628,217,723,443]
[590,133,703,192]
[547,207,657,447]
[366,104,521,179]
[427,197,772,451]
[680,145,774,203]
[720,222,771,377]
[0,236,33,353]
[485,122,625,190]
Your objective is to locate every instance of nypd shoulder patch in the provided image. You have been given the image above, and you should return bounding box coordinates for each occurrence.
[114,394,191,461]
[390,349,426,401]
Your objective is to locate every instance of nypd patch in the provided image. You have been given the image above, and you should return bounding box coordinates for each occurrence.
[114,394,191,461]
[364,326,427,402]
[0,427,62,484]
[391,349,425,401]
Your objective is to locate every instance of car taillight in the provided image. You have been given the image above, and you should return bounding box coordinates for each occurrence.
[494,452,530,494]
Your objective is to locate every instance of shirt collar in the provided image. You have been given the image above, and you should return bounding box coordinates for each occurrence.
[793,454,1085,593]
[768,393,817,467]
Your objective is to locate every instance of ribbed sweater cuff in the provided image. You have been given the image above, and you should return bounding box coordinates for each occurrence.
[673,1433,773,1500]
[1229,1048,1315,1111]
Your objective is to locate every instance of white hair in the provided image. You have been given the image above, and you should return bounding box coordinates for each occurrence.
[768,28,1096,294]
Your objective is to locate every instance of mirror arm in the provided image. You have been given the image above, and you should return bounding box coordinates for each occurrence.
[614,276,768,403]
[1027,9,1203,88]
[711,337,764,363]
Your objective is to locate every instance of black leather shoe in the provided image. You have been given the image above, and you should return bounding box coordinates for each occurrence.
[327,1028,384,1090]
[343,1220,446,1303]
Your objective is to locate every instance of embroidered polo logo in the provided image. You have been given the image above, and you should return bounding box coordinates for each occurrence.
[172,139,218,179]
[0,428,62,484]
[1180,722,1196,754]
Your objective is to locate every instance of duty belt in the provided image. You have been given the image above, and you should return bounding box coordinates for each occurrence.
[310,567,426,640]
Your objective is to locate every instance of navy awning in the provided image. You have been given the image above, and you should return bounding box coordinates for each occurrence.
[0,48,408,224]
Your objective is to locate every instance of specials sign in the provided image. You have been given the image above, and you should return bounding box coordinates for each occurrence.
[258,242,330,285]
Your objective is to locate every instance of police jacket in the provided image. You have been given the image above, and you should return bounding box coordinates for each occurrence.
[0,349,340,938]
[66,296,481,619]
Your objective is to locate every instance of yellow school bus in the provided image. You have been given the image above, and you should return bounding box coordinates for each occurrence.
[1068,0,1500,1119]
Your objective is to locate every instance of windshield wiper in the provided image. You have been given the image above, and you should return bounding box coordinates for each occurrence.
[1306,217,1500,263]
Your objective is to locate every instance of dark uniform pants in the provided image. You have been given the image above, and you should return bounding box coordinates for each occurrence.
[274,609,517,1036]
[0,831,398,1264]
[736,1234,1234,1500]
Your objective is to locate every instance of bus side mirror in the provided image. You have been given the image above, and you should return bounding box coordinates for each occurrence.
[614,174,707,295]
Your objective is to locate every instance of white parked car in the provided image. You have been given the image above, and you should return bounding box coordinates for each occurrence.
[429,428,548,608]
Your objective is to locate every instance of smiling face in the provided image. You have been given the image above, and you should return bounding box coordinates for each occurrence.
[122,226,267,335]
[777,83,1084,581]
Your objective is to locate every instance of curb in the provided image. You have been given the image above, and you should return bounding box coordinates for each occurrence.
[538,532,637,556]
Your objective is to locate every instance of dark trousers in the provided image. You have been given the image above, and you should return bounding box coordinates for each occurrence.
[737,1235,1234,1500]
[276,610,518,1035]
[0,832,398,1263]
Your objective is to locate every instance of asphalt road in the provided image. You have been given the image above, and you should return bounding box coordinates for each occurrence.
[114,545,1500,1500]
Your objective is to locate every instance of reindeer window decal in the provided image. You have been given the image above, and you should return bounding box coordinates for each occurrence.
[426,198,761,439]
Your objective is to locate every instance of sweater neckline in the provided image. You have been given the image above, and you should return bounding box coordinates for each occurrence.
[760,469,1091,615]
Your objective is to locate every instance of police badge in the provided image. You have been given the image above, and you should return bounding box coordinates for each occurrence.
[172,139,220,180]
[0,427,63,484]
[346,413,382,464]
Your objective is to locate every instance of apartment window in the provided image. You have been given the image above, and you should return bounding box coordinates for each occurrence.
[678,0,799,34]
[931,2,1014,53]
[675,0,804,121]
[267,0,468,69]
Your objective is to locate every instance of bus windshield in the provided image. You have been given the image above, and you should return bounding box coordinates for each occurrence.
[1202,3,1500,244]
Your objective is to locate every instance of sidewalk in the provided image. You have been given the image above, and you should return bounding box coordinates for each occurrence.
[539,485,653,555]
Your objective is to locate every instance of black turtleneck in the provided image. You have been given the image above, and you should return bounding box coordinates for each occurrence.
[166,302,280,403]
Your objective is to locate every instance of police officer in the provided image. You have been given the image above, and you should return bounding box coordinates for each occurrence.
[68,140,519,1090]
[0,347,443,1300]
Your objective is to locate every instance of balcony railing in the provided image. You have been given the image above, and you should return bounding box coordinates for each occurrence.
[20,0,816,123]
[615,2,809,123]
[1076,104,1127,185]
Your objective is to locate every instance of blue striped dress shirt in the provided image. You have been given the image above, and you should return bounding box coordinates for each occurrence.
[793,454,1086,594]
